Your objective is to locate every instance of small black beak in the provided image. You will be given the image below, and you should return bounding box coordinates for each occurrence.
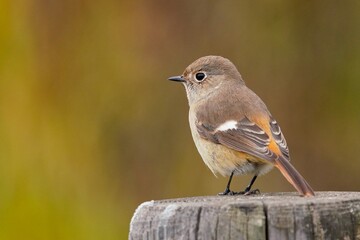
[168,75,186,83]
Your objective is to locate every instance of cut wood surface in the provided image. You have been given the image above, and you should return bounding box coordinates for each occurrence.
[129,192,360,240]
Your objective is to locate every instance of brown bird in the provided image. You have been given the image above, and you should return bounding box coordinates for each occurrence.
[168,56,314,197]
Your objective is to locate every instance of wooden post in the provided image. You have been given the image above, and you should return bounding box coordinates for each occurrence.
[129,192,360,240]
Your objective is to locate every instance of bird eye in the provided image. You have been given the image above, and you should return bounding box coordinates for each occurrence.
[195,72,206,82]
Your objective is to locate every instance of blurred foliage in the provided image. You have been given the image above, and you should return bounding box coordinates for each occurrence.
[0,0,359,239]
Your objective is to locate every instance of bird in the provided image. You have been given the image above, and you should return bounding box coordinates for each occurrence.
[168,55,314,197]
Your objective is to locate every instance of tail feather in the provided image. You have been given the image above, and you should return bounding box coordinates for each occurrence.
[274,156,315,197]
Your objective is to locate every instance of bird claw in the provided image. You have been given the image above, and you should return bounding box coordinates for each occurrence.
[219,189,260,196]
[218,189,236,196]
[243,189,260,196]
[231,189,260,196]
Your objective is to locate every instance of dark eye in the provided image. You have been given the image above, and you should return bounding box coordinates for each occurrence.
[195,72,206,82]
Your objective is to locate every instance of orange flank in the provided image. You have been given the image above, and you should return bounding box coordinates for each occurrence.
[250,115,282,156]
[267,140,282,155]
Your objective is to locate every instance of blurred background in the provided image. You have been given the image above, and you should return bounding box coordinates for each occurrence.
[1,0,359,239]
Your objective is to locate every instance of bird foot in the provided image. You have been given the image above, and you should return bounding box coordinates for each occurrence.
[218,188,236,196]
[219,189,260,196]
[234,189,260,196]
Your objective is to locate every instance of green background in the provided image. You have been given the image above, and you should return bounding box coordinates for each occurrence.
[1,1,359,239]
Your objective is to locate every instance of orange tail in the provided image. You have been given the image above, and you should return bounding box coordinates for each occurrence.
[274,156,315,197]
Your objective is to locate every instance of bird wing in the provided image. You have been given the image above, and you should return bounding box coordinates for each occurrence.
[269,117,290,159]
[196,116,290,162]
[196,115,315,196]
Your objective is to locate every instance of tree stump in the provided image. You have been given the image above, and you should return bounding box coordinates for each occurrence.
[129,192,360,240]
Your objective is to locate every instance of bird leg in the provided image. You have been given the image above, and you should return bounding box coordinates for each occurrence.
[218,171,235,195]
[235,175,260,195]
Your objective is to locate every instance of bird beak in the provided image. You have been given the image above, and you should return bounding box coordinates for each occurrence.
[168,75,186,83]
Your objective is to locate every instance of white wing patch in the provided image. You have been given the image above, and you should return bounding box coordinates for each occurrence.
[196,117,277,162]
[215,120,238,132]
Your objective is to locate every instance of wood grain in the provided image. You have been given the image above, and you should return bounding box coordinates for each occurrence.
[129,192,360,240]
